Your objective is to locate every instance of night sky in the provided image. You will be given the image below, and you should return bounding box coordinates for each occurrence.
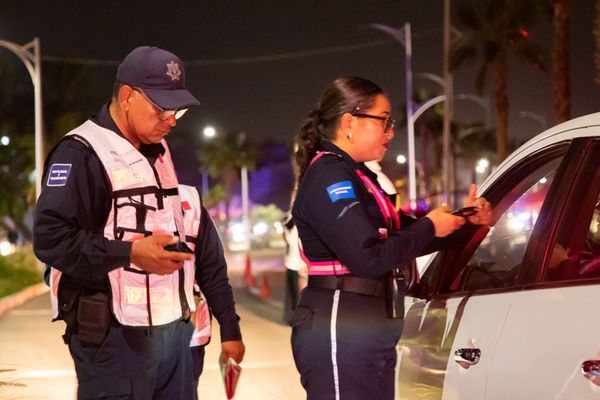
[1,0,599,167]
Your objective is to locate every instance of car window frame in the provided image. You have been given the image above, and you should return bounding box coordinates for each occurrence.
[420,139,575,300]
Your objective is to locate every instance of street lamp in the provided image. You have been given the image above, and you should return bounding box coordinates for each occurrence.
[203,126,216,138]
[200,126,217,193]
[0,37,43,199]
[519,111,547,131]
[397,153,425,198]
[473,158,490,185]
[371,22,418,210]
[237,132,251,252]
[414,72,491,131]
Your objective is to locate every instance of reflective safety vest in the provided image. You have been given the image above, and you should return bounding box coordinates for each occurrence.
[49,120,197,327]
[177,185,212,347]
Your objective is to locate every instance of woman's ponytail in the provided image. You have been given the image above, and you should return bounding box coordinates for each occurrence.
[293,109,323,183]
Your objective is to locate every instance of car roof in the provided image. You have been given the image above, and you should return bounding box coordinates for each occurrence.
[480,112,600,193]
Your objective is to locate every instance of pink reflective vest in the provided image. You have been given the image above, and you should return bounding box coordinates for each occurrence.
[48,121,207,335]
[178,185,212,347]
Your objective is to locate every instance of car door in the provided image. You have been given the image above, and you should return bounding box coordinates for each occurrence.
[397,139,572,400]
[485,138,600,399]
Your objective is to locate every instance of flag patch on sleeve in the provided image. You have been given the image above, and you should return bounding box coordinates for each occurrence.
[326,181,355,203]
[46,163,72,187]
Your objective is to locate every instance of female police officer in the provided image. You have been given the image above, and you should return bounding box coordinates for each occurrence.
[289,76,491,400]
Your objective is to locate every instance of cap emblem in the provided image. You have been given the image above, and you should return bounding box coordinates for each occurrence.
[165,61,182,81]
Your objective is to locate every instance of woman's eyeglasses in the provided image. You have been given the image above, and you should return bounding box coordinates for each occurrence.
[132,87,188,120]
[351,107,395,132]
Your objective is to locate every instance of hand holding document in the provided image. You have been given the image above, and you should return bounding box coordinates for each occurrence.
[220,356,241,399]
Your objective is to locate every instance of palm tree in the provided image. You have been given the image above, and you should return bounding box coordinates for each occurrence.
[450,0,546,163]
[550,0,573,123]
[197,131,256,223]
[594,0,600,87]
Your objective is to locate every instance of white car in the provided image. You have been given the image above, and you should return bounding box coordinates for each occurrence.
[398,112,600,399]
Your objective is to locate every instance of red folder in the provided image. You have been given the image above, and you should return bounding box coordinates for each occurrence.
[220,357,241,399]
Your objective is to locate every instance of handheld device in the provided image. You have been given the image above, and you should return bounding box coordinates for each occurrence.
[451,206,478,218]
[163,241,194,254]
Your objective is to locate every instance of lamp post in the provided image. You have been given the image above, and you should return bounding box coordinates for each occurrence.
[201,126,216,193]
[237,132,250,252]
[519,111,547,131]
[371,22,418,210]
[396,153,425,200]
[414,73,490,125]
[0,37,43,199]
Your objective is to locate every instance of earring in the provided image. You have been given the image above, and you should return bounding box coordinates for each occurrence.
[347,131,353,140]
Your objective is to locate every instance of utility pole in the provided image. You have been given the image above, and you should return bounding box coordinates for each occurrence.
[443,0,455,205]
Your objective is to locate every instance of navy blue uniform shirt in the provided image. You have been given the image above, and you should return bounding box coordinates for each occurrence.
[292,141,438,279]
[34,103,241,341]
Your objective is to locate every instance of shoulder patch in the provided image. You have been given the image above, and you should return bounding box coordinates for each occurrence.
[46,163,72,187]
[326,180,355,203]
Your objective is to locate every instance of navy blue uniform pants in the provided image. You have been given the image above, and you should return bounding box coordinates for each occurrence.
[291,287,403,400]
[191,345,206,388]
[68,319,196,400]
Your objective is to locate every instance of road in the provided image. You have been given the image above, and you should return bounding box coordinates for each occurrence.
[0,248,305,400]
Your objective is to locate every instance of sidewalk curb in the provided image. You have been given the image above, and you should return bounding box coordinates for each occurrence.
[0,282,49,318]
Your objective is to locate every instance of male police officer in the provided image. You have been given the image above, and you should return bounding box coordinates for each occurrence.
[34,46,244,400]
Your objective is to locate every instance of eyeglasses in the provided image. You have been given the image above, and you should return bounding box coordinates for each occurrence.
[132,87,188,120]
[351,110,396,132]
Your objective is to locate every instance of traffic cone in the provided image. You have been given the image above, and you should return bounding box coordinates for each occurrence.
[244,253,256,288]
[260,273,271,300]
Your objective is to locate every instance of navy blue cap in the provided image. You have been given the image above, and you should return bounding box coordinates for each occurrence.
[116,46,200,110]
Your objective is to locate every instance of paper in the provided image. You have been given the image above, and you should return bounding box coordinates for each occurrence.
[220,356,241,399]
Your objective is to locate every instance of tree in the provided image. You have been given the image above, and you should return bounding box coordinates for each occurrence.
[551,0,572,123]
[594,1,600,87]
[450,0,546,163]
[197,131,257,223]
[0,127,35,222]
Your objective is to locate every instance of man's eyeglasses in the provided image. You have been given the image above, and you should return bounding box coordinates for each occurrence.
[351,110,396,132]
[132,87,188,120]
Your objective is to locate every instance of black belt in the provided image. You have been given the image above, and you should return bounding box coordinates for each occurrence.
[307,275,385,297]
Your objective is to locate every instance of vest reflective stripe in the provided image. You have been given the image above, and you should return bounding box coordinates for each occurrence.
[48,120,195,327]
[299,241,351,276]
[354,169,400,230]
[178,184,212,347]
[299,151,401,276]
[306,263,351,276]
[190,292,211,347]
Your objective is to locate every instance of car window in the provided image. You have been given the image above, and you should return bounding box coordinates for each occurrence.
[455,173,556,291]
[543,143,600,283]
[441,153,565,294]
